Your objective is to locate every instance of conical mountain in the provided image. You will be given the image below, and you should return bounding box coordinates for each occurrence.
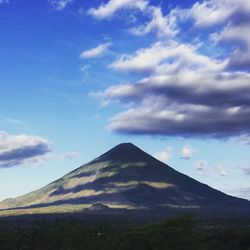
[0,143,249,213]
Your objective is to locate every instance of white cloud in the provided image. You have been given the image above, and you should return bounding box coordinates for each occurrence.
[188,0,250,27]
[49,0,73,10]
[181,145,196,160]
[214,24,250,70]
[0,131,79,168]
[106,92,250,138]
[131,6,177,38]
[80,43,111,59]
[216,25,250,45]
[215,165,228,176]
[88,0,148,19]
[90,0,250,140]
[101,70,250,104]
[0,131,52,168]
[154,147,173,163]
[110,41,226,74]
[189,0,233,27]
[96,36,250,138]
[110,42,170,73]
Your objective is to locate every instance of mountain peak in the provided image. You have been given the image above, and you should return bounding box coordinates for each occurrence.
[110,142,140,151]
[98,142,149,162]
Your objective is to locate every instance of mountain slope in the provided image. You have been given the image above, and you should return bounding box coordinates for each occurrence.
[0,143,249,212]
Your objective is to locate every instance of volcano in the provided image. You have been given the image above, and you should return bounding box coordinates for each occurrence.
[0,143,249,216]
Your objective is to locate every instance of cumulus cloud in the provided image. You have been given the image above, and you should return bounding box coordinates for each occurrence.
[88,0,148,19]
[91,0,250,140]
[101,70,250,108]
[154,147,173,163]
[181,145,196,160]
[110,42,171,74]
[99,67,250,137]
[80,43,111,59]
[188,0,233,27]
[108,99,250,138]
[48,0,73,10]
[0,131,52,168]
[190,0,250,70]
[215,24,250,70]
[188,0,250,27]
[110,41,225,74]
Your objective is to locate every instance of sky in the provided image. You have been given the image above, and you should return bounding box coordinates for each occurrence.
[0,0,250,202]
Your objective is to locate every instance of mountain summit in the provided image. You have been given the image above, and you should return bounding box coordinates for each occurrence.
[0,143,249,214]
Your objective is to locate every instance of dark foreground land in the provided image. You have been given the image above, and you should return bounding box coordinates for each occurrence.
[0,213,250,250]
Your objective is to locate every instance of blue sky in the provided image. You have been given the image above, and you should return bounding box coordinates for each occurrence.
[0,0,250,201]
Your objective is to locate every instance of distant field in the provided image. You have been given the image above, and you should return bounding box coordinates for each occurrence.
[0,204,90,217]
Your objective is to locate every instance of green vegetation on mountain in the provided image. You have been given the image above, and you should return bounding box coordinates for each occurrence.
[0,143,249,216]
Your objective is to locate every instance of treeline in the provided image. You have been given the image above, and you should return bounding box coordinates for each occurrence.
[0,215,249,250]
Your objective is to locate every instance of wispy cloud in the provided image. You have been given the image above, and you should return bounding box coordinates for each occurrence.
[56,152,79,160]
[48,0,73,11]
[131,6,178,38]
[195,160,208,171]
[3,118,24,125]
[80,65,91,73]
[154,147,173,163]
[0,118,25,130]
[215,165,228,176]
[181,145,196,160]
[0,131,52,168]
[80,43,111,59]
[195,161,228,177]
[88,0,148,19]
[0,0,9,4]
[229,134,250,145]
